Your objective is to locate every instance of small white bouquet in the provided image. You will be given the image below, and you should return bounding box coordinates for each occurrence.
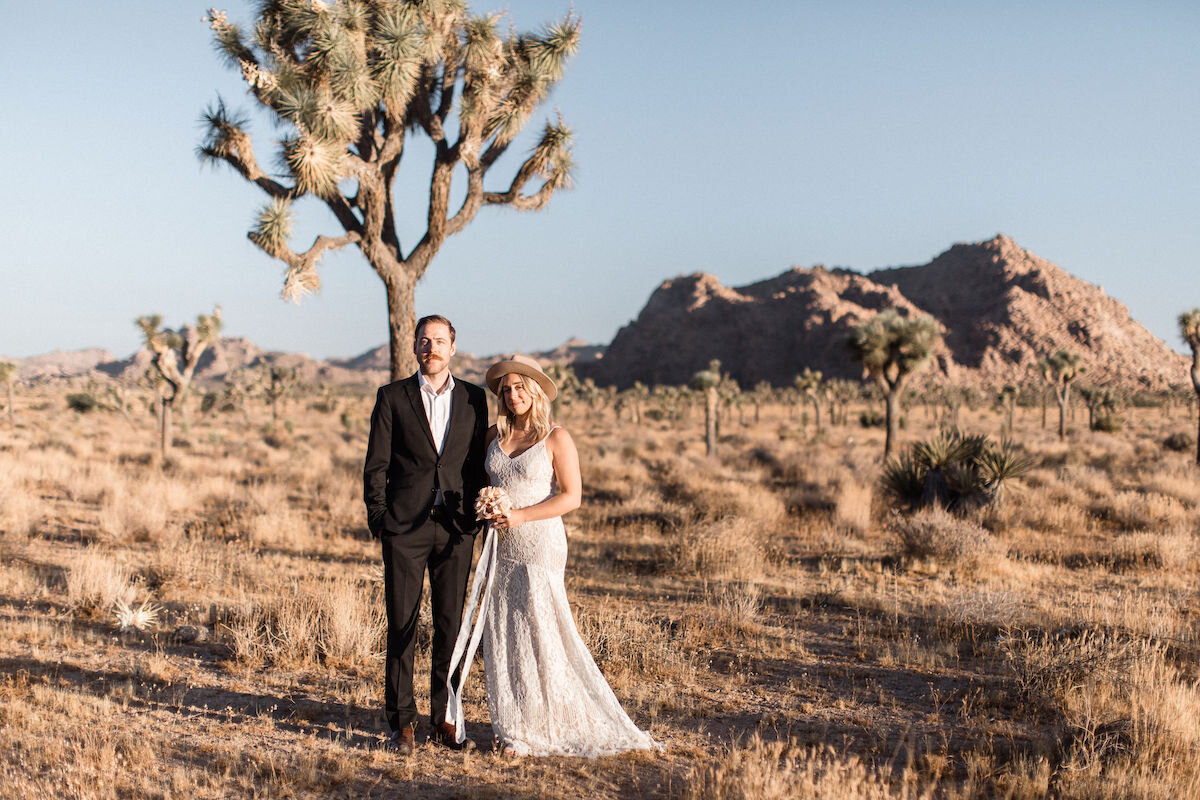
[475,486,513,529]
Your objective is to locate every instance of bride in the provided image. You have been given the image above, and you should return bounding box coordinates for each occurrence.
[445,354,658,756]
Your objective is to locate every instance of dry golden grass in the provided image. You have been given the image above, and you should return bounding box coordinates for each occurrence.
[1,389,1199,798]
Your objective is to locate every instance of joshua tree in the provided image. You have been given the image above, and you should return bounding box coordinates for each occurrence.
[1038,350,1084,440]
[1178,309,1200,464]
[1079,385,1120,432]
[201,3,579,381]
[137,308,223,459]
[691,360,722,456]
[793,368,825,433]
[749,381,773,424]
[0,361,16,427]
[826,378,858,427]
[620,381,649,425]
[543,363,579,420]
[997,384,1017,434]
[260,364,300,424]
[847,310,941,460]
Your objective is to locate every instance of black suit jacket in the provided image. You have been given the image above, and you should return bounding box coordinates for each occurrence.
[363,374,489,536]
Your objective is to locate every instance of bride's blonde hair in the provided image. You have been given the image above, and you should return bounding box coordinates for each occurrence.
[496,373,553,443]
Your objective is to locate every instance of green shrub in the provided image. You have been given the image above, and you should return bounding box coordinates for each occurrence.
[1091,414,1122,433]
[65,393,97,413]
[1163,432,1192,452]
[858,409,884,428]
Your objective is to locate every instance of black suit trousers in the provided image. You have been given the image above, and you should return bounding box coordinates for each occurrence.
[381,514,474,732]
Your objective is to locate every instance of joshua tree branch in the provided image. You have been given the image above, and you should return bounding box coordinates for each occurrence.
[483,167,556,210]
[295,231,362,268]
[203,130,294,200]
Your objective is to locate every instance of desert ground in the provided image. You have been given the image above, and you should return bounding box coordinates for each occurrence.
[1,384,1198,799]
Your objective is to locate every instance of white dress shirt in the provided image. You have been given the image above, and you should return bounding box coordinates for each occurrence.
[418,371,455,455]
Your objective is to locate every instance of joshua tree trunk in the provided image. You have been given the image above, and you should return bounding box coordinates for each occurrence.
[704,388,718,456]
[1056,385,1069,440]
[884,388,901,461]
[159,394,171,460]
[385,272,419,379]
[1191,350,1200,465]
[1041,390,1048,429]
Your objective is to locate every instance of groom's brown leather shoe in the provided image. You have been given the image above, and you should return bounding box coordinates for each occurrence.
[386,725,415,755]
[433,721,476,751]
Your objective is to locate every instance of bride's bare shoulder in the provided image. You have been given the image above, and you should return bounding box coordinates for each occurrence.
[546,425,575,452]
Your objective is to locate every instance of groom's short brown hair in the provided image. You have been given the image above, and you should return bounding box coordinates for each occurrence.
[415,314,456,343]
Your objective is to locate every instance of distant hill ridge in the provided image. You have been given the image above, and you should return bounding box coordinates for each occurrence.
[582,234,1186,390]
[7,235,1186,391]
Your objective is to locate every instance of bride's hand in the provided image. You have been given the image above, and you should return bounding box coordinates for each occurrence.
[492,507,527,530]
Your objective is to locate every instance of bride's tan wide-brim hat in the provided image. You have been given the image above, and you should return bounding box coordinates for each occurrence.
[485,353,557,401]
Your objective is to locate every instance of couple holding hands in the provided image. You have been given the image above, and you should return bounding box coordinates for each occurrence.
[363,314,657,757]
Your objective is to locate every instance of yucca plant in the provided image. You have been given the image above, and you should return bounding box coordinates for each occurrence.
[882,430,1031,512]
[200,2,580,380]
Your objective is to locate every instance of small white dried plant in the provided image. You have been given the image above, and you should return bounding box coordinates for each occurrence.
[114,599,162,632]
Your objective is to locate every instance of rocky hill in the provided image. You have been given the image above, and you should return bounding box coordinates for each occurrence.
[583,235,1186,391]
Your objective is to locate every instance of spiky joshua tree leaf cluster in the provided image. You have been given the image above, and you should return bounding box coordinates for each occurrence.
[200,1,580,378]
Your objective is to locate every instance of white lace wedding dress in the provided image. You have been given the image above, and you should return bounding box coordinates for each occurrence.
[445,431,658,756]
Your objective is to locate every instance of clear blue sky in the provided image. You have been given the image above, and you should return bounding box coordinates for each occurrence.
[2,1,1197,361]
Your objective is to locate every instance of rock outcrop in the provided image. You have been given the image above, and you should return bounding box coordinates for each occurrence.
[583,235,1185,390]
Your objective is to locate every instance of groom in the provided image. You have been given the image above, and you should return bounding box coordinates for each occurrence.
[364,314,488,754]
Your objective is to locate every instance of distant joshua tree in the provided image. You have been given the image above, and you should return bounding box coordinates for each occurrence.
[200,2,579,380]
[624,381,649,425]
[847,310,941,460]
[260,364,300,424]
[793,368,825,433]
[751,380,773,424]
[543,363,579,420]
[0,361,16,427]
[136,308,222,459]
[691,360,723,456]
[826,378,859,427]
[1178,309,1200,464]
[997,384,1017,434]
[1038,349,1084,441]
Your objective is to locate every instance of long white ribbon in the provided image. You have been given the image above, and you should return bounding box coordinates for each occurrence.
[444,525,499,743]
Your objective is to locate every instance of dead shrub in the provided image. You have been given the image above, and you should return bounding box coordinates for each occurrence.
[891,508,1006,567]
[65,550,135,612]
[221,579,384,669]
[670,517,766,582]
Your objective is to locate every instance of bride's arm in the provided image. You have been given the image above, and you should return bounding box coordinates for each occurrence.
[494,427,581,527]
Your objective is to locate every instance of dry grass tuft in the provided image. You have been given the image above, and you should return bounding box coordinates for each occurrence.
[678,735,941,799]
[65,549,135,612]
